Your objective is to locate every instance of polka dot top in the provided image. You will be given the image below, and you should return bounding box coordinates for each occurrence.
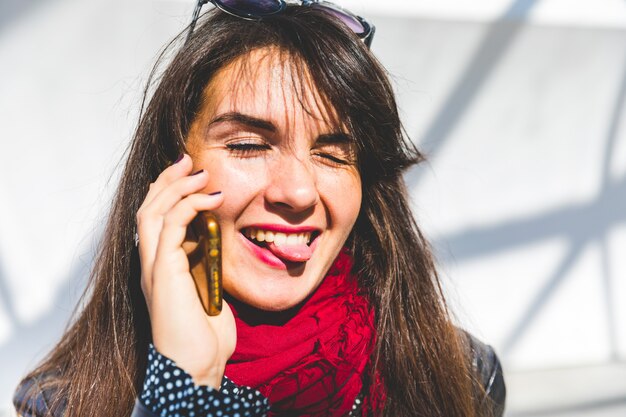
[140,344,270,417]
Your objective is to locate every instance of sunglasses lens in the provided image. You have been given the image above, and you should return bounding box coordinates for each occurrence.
[218,0,283,16]
[314,5,366,35]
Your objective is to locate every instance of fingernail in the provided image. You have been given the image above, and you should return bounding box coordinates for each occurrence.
[192,169,204,176]
[174,154,184,163]
[208,191,222,196]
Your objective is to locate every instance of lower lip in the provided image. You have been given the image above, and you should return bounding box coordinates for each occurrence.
[238,232,320,269]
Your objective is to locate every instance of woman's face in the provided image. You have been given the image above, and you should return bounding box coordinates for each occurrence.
[186,48,362,311]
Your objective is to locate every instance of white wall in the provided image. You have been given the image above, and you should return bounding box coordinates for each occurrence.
[0,0,624,413]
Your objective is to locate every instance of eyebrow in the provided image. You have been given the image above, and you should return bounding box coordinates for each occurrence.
[316,132,352,145]
[208,112,276,132]
[208,112,351,144]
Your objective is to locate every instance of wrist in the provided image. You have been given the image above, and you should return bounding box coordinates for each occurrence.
[152,339,226,389]
[189,360,226,389]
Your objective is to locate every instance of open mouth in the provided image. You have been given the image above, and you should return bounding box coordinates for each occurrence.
[243,228,316,247]
[241,227,321,264]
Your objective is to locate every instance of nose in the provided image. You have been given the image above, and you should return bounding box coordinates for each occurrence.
[264,154,319,213]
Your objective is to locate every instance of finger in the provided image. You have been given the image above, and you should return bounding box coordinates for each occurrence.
[150,192,224,285]
[141,154,193,208]
[157,191,224,255]
[137,171,211,289]
[141,170,215,221]
[137,212,163,297]
[206,300,237,358]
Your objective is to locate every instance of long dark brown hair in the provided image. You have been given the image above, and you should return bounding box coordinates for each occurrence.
[17,7,484,417]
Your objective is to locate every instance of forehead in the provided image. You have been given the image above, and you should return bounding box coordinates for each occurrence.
[199,47,338,130]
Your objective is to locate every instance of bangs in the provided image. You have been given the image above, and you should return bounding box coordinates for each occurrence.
[216,45,348,139]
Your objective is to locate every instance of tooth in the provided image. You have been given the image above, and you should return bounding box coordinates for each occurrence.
[248,228,256,239]
[257,230,265,242]
[274,232,287,246]
[265,231,275,243]
[287,234,298,245]
[305,232,311,244]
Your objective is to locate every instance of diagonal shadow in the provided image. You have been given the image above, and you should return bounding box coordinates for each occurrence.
[434,175,626,356]
[433,173,626,262]
[396,0,625,359]
[435,56,626,356]
[433,171,626,354]
[597,54,626,361]
[599,239,618,361]
[600,57,626,189]
[406,0,541,190]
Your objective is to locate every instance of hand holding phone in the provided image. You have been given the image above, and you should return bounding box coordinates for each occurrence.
[137,155,234,388]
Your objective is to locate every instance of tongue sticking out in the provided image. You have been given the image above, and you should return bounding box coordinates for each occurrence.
[266,241,312,263]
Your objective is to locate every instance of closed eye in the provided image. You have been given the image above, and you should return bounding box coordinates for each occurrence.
[226,142,271,157]
[312,141,356,166]
[313,151,351,165]
[312,132,356,166]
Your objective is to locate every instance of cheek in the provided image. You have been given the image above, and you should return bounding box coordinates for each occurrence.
[321,171,362,230]
[200,155,267,205]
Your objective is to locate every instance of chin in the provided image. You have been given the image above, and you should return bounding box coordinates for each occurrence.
[226,284,313,312]
[255,300,298,312]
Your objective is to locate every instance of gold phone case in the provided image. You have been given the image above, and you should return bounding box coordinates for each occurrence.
[189,213,222,316]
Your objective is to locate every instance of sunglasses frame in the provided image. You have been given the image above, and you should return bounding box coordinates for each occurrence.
[186,0,375,48]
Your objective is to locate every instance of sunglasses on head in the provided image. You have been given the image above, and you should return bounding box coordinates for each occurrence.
[186,0,375,48]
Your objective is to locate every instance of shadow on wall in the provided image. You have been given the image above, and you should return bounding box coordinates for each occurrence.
[405,0,540,183]
[429,45,626,361]
[401,0,626,362]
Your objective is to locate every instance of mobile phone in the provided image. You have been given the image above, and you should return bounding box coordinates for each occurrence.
[189,213,222,316]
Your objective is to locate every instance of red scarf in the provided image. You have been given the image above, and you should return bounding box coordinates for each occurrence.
[225,250,383,416]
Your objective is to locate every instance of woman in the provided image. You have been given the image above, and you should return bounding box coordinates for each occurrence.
[14,2,505,416]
